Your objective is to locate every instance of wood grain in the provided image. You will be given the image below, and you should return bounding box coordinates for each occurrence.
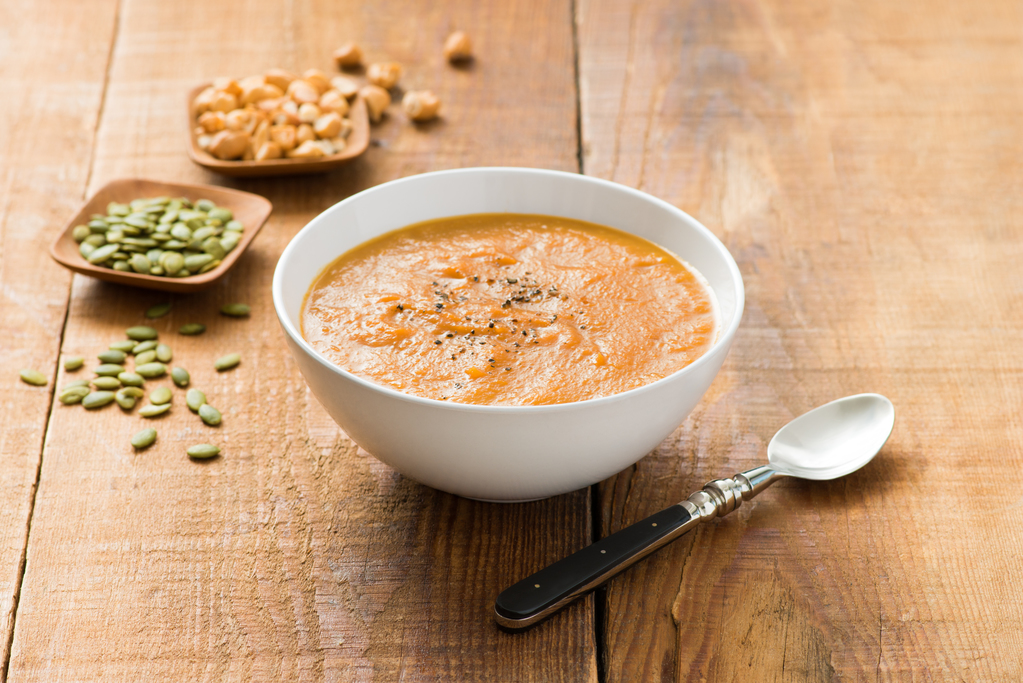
[578,0,1023,679]
[0,0,120,672]
[8,0,594,681]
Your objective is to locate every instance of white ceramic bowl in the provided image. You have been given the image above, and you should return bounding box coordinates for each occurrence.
[273,168,744,502]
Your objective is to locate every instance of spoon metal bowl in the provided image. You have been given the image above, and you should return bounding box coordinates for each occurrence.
[494,393,895,631]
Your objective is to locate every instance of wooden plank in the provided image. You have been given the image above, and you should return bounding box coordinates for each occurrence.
[0,0,120,672]
[578,0,1023,679]
[8,0,595,681]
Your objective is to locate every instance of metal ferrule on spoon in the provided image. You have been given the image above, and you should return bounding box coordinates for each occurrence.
[493,465,785,630]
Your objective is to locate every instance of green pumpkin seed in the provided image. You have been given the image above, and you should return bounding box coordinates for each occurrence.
[109,340,137,352]
[132,340,158,354]
[135,350,158,365]
[146,248,164,262]
[79,242,96,258]
[139,403,171,417]
[150,387,172,405]
[198,403,222,426]
[126,326,158,341]
[84,233,106,245]
[198,259,221,274]
[155,344,172,362]
[97,349,127,364]
[112,260,132,272]
[187,443,220,459]
[94,363,125,376]
[19,369,47,386]
[184,254,214,273]
[59,386,90,404]
[150,266,165,276]
[195,199,216,212]
[72,225,90,242]
[93,376,122,390]
[87,243,119,264]
[146,302,172,319]
[82,391,116,409]
[225,220,244,231]
[208,207,233,222]
[62,379,90,390]
[171,366,190,387]
[131,428,157,449]
[117,372,144,387]
[178,323,206,336]
[186,388,206,412]
[220,234,240,253]
[163,252,185,275]
[64,356,85,371]
[135,362,167,378]
[119,386,145,398]
[130,254,152,274]
[214,353,241,371]
[220,303,250,317]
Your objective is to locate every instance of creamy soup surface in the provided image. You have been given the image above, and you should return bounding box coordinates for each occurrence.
[301,213,717,406]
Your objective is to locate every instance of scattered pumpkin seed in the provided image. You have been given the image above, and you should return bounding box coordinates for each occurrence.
[126,325,158,341]
[19,369,47,386]
[198,403,222,426]
[139,403,171,417]
[59,386,90,404]
[64,356,85,371]
[171,366,190,387]
[214,353,241,371]
[135,362,167,378]
[93,376,122,390]
[179,323,206,336]
[109,340,137,353]
[94,364,125,377]
[97,349,127,364]
[132,340,158,354]
[117,372,145,387]
[186,388,206,412]
[63,379,90,390]
[82,391,116,409]
[150,387,172,405]
[135,350,158,365]
[145,303,172,319]
[119,386,145,398]
[114,391,137,410]
[131,428,157,449]
[220,303,250,317]
[187,443,220,459]
[156,343,173,362]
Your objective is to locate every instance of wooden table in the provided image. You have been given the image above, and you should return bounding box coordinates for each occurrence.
[2,0,1020,679]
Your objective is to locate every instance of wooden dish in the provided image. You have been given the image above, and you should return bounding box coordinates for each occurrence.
[50,178,273,293]
[185,83,370,177]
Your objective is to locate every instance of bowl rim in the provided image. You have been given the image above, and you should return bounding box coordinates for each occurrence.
[272,167,745,414]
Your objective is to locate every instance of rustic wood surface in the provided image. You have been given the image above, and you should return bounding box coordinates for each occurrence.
[2,0,1021,680]
[579,0,1023,680]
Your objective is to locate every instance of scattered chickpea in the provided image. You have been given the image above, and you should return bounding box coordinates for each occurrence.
[367,62,403,90]
[402,90,441,122]
[333,43,364,68]
[444,31,473,63]
[360,85,391,123]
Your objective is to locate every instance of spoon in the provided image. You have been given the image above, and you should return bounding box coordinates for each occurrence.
[494,393,895,631]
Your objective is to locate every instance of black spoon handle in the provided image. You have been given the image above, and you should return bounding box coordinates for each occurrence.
[493,466,783,631]
[493,503,702,630]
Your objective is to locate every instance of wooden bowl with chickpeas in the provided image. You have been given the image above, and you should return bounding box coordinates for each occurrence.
[187,69,370,178]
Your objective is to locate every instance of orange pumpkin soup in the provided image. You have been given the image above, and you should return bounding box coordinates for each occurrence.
[301,213,717,405]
